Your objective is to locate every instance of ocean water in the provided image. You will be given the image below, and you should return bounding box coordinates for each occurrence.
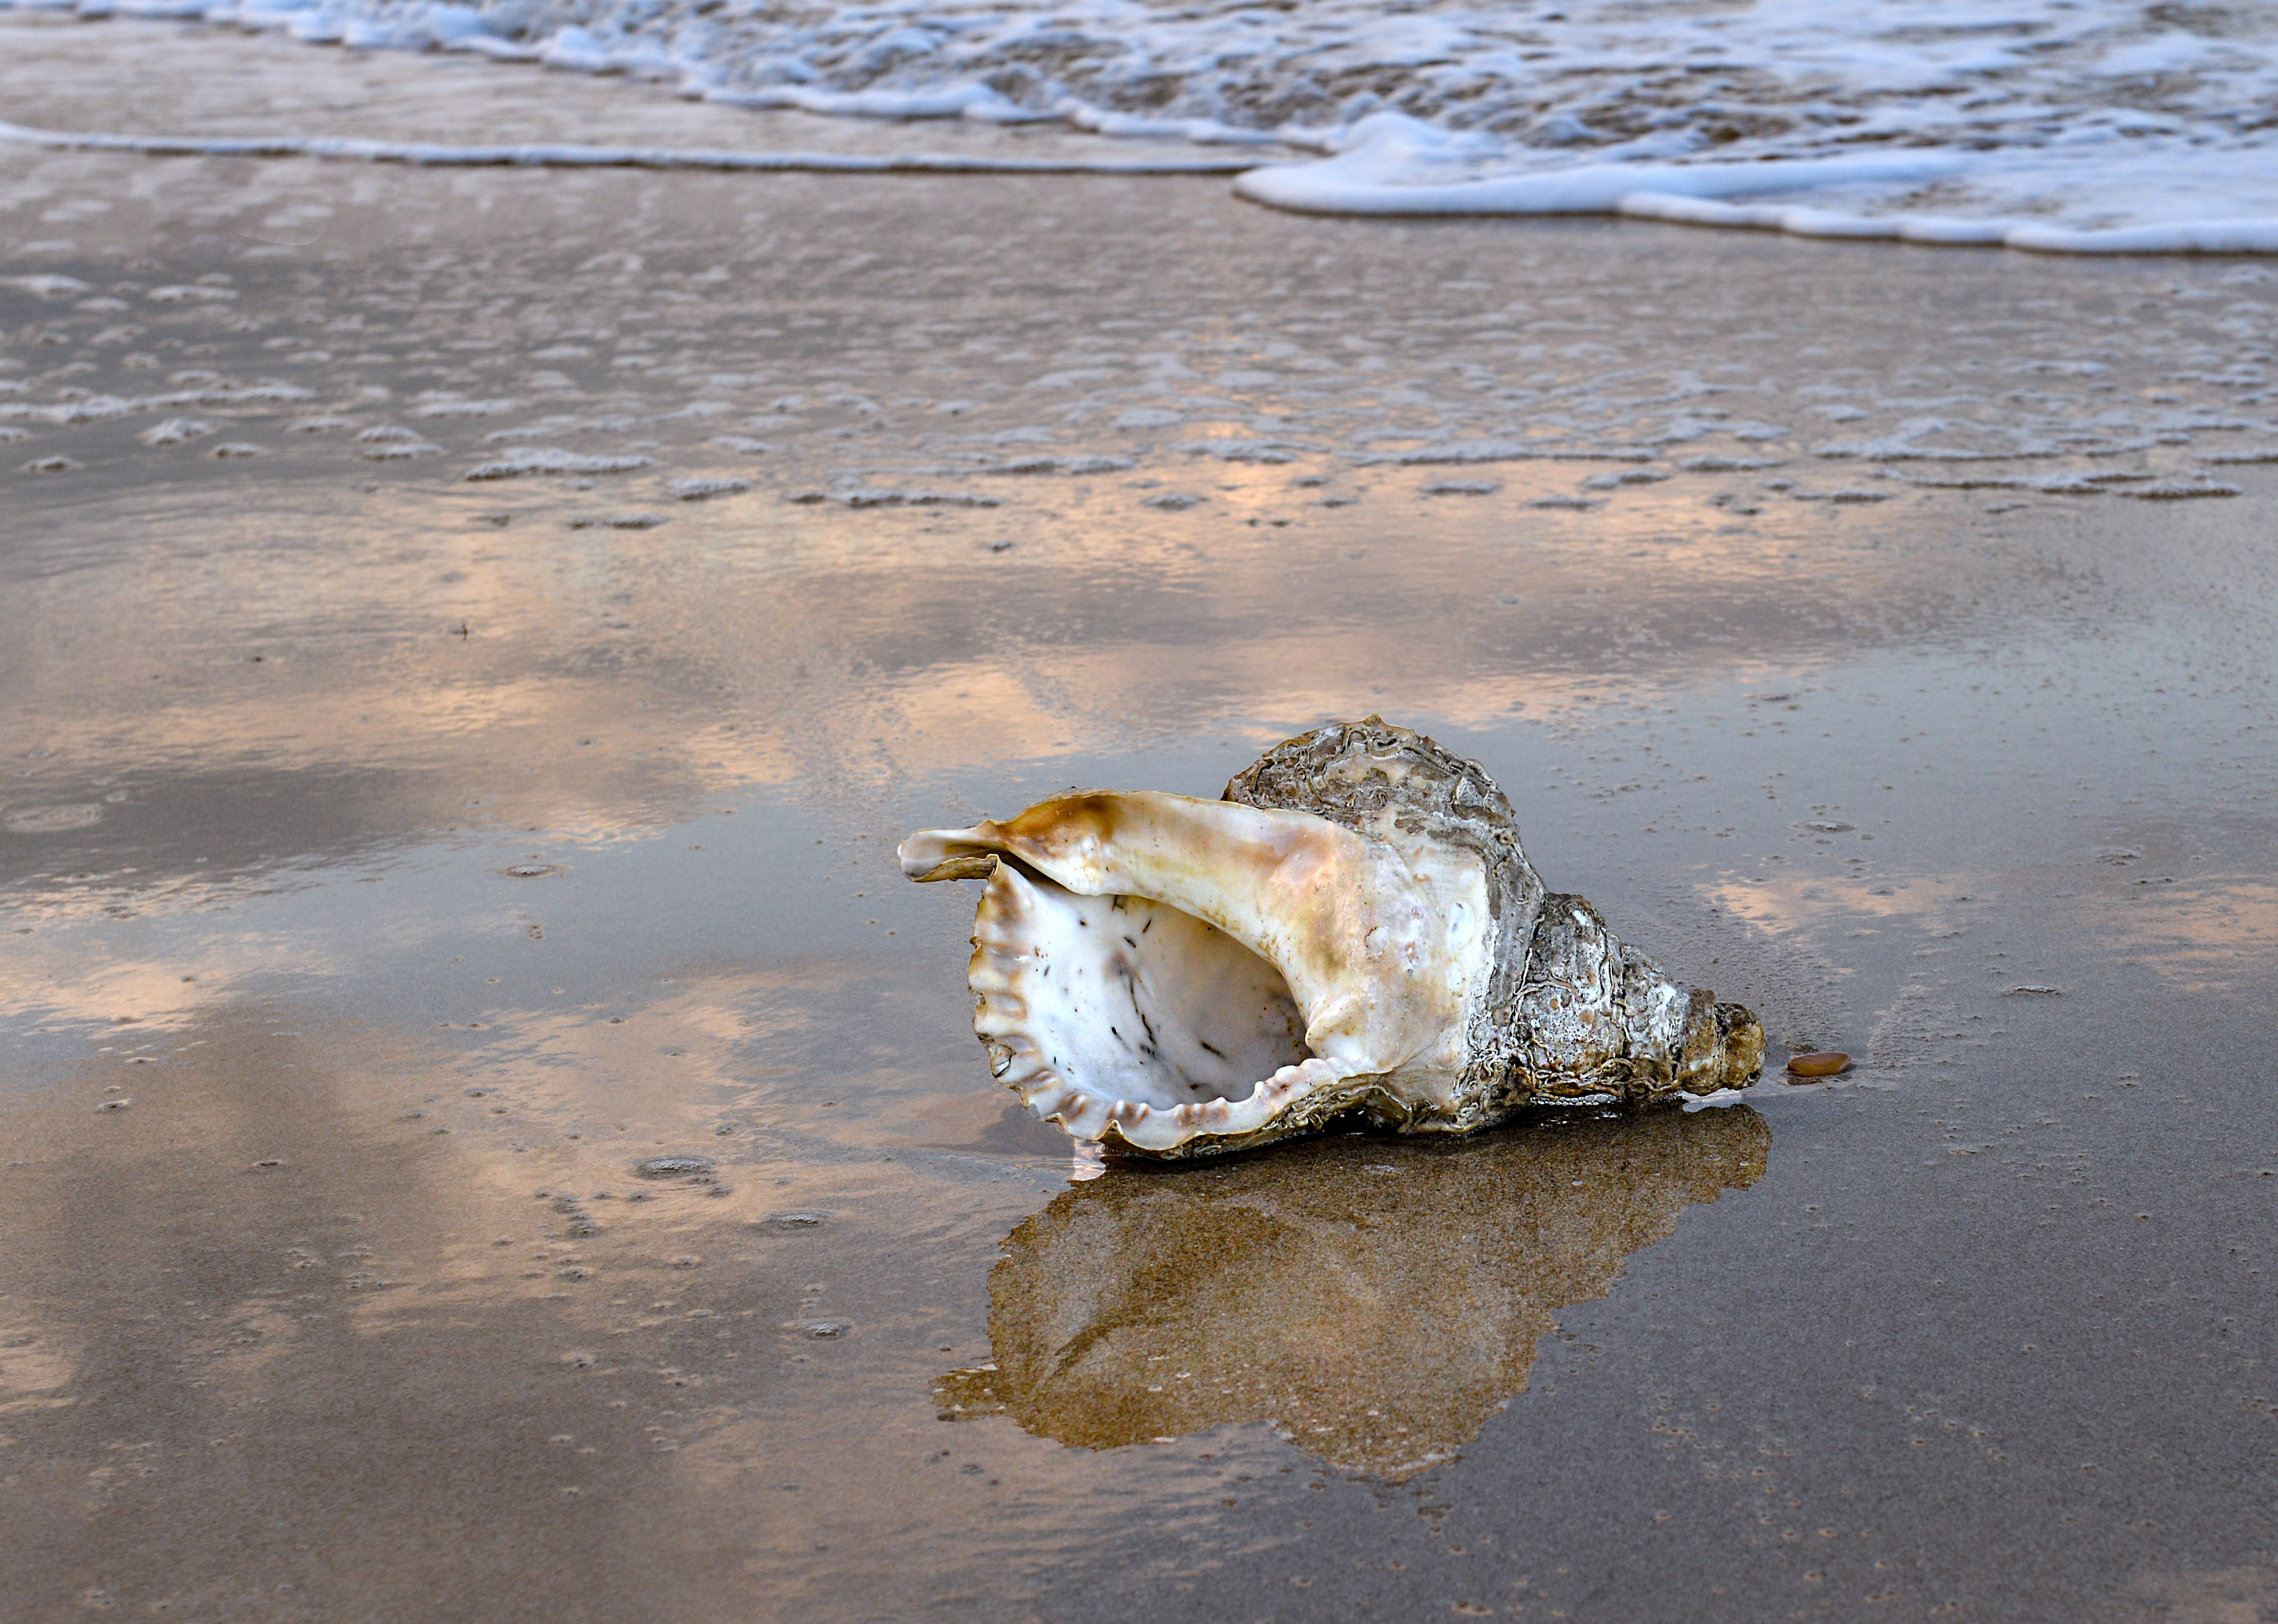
[2,0,2275,251]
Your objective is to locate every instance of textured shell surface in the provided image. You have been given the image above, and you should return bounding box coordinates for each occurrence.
[900,718,1763,1158]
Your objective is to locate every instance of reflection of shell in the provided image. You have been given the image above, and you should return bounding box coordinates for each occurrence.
[901,718,1762,1158]
[936,1104,1771,1478]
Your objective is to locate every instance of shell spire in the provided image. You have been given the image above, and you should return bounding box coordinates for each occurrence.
[901,719,1762,1158]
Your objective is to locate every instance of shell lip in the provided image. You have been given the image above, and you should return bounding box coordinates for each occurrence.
[1003,1044,1360,1159]
[909,851,1001,884]
[961,857,1357,1157]
[900,809,1110,882]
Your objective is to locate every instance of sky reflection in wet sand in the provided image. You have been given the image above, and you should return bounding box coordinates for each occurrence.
[2,19,2276,1623]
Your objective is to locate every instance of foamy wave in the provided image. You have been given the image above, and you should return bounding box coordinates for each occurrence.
[1237,113,2278,254]
[9,0,2278,252]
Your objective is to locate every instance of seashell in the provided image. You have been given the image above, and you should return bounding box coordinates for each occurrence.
[935,1103,1770,1478]
[900,718,1763,1159]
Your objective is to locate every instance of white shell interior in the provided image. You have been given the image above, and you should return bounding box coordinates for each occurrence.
[914,790,1494,1151]
[1003,878,1310,1110]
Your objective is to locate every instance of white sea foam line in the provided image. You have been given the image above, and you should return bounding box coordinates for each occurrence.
[0,118,1267,174]
[1231,121,2278,256]
[1242,173,2278,256]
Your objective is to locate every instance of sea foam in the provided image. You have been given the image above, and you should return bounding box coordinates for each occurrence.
[5,0,2277,253]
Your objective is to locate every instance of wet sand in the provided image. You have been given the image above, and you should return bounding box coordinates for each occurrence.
[3,16,2276,1622]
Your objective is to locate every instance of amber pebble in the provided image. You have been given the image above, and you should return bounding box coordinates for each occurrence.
[1785,1051,1850,1079]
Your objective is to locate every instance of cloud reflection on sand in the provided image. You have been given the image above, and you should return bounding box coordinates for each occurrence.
[937,1104,1769,1479]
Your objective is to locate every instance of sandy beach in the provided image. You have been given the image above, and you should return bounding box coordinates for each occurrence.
[2,15,2276,1621]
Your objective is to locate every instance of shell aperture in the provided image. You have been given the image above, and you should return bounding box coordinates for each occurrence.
[900,720,1763,1157]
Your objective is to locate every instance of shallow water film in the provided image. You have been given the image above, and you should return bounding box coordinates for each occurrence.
[2,20,2276,1624]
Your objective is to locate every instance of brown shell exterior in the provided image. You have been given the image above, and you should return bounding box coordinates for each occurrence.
[1222,717,1762,1131]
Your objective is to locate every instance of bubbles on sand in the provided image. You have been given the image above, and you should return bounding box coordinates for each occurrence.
[5,803,104,833]
[667,477,751,502]
[138,417,210,446]
[787,488,1001,509]
[357,427,441,460]
[465,448,657,481]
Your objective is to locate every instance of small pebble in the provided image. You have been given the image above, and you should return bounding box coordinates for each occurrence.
[1786,1051,1850,1079]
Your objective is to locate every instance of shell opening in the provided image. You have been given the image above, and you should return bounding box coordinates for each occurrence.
[910,784,1494,1153]
[992,868,1313,1112]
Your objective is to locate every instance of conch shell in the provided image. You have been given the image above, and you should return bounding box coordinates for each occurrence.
[900,719,1761,1158]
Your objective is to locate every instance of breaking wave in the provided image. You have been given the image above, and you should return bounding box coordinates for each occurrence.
[7,0,2277,252]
